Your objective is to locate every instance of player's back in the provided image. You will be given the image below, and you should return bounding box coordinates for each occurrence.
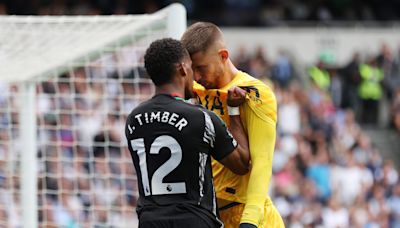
[125,94,234,227]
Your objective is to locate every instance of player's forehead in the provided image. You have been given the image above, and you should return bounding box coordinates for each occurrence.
[191,49,215,65]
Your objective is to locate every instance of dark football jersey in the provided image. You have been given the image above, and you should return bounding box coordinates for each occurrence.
[125,94,237,222]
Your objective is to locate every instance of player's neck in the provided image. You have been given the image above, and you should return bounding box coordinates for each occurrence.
[218,59,239,88]
[155,83,184,99]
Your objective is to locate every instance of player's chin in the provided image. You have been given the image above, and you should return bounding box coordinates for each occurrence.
[197,80,211,89]
[202,83,215,89]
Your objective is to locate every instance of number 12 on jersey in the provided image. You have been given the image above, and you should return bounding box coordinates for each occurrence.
[130,135,187,196]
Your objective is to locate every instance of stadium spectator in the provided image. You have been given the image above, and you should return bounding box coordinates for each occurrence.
[341,52,362,117]
[391,87,400,132]
[306,148,332,202]
[233,45,251,73]
[277,89,301,136]
[389,183,400,227]
[271,49,294,89]
[322,196,350,227]
[377,44,400,104]
[358,57,384,124]
[308,58,331,92]
[248,45,270,78]
[328,68,343,108]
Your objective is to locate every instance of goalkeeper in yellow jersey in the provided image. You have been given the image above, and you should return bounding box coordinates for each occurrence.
[181,22,284,228]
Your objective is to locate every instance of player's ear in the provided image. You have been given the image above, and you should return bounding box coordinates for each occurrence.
[177,62,187,77]
[218,49,229,62]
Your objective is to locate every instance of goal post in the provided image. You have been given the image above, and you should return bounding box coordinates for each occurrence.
[0,3,186,228]
[19,82,38,228]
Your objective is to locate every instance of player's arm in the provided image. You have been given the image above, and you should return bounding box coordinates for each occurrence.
[240,89,277,227]
[226,87,250,169]
[208,111,249,175]
[225,86,270,226]
[219,147,249,175]
[227,115,250,169]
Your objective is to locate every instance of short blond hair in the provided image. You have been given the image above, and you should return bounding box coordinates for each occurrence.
[181,22,222,55]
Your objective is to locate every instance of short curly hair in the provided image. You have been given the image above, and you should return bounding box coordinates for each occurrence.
[144,38,189,86]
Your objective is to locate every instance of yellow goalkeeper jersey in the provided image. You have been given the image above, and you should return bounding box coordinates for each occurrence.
[193,71,278,226]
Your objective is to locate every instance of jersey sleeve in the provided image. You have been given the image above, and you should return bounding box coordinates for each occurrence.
[240,86,277,226]
[207,111,238,161]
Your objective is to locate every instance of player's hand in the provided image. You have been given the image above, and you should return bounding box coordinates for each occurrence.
[227,86,246,107]
[239,223,257,228]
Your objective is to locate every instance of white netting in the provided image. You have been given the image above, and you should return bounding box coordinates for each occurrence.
[0,15,164,83]
[0,4,185,227]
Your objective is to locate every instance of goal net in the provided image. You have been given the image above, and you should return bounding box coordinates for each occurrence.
[0,4,186,228]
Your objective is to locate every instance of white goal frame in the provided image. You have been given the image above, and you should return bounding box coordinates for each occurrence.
[0,4,186,228]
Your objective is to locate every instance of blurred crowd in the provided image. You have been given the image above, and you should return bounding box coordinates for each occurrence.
[0,51,152,227]
[1,0,400,25]
[232,44,400,227]
[235,43,400,130]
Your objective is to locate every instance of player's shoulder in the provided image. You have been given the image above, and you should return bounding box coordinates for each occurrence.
[238,72,275,100]
[239,72,272,90]
[126,100,148,120]
[238,72,278,123]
